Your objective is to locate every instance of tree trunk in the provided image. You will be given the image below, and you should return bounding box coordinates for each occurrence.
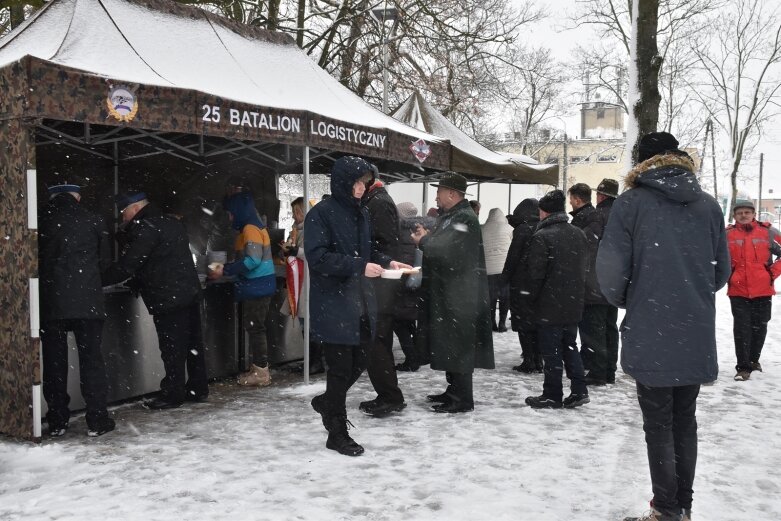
[296,0,306,47]
[267,0,281,31]
[631,0,662,164]
[10,3,25,28]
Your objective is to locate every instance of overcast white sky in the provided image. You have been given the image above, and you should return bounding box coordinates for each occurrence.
[386,0,781,219]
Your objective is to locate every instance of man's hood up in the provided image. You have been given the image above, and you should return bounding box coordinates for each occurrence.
[508,198,539,227]
[331,156,372,206]
[624,153,701,204]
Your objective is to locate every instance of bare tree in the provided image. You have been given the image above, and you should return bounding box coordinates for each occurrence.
[692,0,781,210]
[572,0,720,142]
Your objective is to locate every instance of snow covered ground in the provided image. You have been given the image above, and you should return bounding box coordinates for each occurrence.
[1,290,780,521]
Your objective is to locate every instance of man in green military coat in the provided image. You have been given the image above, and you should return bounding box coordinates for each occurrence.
[412,172,495,413]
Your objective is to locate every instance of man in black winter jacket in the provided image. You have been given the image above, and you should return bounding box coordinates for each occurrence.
[359,176,407,417]
[39,176,115,437]
[524,190,589,410]
[567,183,614,386]
[501,198,542,373]
[103,191,208,410]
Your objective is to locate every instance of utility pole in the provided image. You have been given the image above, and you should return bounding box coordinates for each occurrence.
[562,132,569,192]
[759,152,764,218]
[709,119,718,200]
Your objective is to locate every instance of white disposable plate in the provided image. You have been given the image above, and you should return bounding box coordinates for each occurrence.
[381,269,404,279]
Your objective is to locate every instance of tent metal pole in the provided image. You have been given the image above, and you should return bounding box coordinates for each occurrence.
[303,146,311,385]
[508,183,512,215]
[422,182,428,214]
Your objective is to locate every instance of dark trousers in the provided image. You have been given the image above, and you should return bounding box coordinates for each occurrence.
[444,371,474,406]
[242,296,272,368]
[636,383,700,516]
[488,274,509,325]
[538,324,587,401]
[579,304,619,380]
[730,296,771,371]
[518,327,540,365]
[322,317,370,415]
[41,319,110,429]
[393,319,420,365]
[367,313,404,404]
[152,301,209,403]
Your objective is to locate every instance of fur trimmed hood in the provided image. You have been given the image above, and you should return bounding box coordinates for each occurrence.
[623,153,701,204]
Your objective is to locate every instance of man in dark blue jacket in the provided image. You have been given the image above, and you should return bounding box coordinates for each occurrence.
[305,156,409,456]
[597,132,730,521]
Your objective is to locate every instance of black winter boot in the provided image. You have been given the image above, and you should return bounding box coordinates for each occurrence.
[324,414,364,456]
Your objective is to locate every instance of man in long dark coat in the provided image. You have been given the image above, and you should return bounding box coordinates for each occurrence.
[412,172,494,413]
[39,175,115,437]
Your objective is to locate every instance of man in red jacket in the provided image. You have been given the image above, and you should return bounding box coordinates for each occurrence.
[727,199,781,381]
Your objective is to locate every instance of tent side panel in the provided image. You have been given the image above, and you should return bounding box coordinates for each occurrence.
[0,118,37,440]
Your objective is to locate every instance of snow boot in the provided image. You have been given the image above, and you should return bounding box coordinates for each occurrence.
[324,414,364,456]
[87,417,116,437]
[512,358,537,373]
[751,361,762,372]
[734,370,751,381]
[525,395,562,409]
[562,393,590,408]
[623,508,683,521]
[238,364,271,387]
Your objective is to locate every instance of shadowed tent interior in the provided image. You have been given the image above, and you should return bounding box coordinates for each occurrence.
[0,0,556,441]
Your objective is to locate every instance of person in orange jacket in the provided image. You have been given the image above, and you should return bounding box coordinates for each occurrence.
[727,199,781,381]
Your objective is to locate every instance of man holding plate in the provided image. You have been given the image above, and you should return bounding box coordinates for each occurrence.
[412,172,494,413]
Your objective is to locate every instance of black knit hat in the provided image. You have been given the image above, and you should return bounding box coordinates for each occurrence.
[638,132,680,162]
[538,189,566,213]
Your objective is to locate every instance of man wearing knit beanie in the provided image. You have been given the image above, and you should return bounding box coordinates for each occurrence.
[598,131,729,521]
[524,190,590,409]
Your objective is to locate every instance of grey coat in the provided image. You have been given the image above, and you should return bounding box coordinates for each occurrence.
[596,154,730,387]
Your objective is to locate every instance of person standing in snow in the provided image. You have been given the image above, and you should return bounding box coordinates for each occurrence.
[523,190,590,410]
[305,156,409,456]
[567,183,611,385]
[38,175,115,437]
[104,191,209,410]
[210,191,277,387]
[412,173,494,414]
[726,199,781,381]
[593,178,620,383]
[597,132,730,521]
[482,208,513,332]
[359,174,407,418]
[502,198,542,373]
[393,202,430,372]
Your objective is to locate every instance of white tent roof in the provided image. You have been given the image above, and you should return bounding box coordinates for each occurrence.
[0,0,442,144]
[392,91,557,183]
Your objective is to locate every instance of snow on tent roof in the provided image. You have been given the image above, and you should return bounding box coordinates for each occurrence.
[0,0,451,168]
[392,91,558,184]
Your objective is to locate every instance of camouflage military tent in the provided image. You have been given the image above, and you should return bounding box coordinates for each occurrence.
[0,0,461,441]
[392,91,558,184]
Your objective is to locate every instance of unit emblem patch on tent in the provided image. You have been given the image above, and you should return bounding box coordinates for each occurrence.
[409,138,431,163]
[106,84,139,122]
